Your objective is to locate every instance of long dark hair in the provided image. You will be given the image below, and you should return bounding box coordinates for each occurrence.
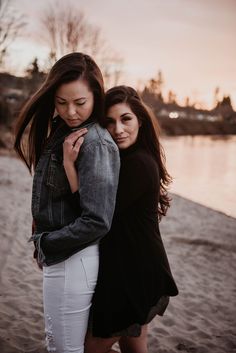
[104,85,172,219]
[14,52,104,172]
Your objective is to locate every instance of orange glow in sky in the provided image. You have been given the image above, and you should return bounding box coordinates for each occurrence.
[6,0,236,109]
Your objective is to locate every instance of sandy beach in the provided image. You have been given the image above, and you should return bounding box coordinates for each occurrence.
[0,154,236,353]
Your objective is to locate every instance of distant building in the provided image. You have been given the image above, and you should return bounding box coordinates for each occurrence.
[157,105,222,122]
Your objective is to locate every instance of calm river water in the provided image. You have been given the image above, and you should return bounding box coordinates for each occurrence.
[161,135,236,218]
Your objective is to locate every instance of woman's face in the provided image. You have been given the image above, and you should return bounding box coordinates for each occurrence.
[55,78,94,128]
[106,103,140,149]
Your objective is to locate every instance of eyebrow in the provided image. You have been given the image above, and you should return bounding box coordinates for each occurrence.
[55,96,86,101]
[106,112,133,119]
[120,113,133,117]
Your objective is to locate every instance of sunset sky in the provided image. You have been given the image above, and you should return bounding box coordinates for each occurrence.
[7,0,236,109]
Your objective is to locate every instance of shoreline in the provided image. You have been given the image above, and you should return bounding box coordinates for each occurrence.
[1,145,236,221]
[0,155,236,353]
[169,192,236,221]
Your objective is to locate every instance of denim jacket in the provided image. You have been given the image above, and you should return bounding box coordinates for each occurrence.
[30,118,120,266]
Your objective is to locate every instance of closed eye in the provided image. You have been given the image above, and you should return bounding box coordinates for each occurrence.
[75,101,86,106]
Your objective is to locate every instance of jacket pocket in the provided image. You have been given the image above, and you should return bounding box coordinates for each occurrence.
[46,153,70,196]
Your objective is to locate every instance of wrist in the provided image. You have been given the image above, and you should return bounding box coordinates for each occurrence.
[63,159,75,169]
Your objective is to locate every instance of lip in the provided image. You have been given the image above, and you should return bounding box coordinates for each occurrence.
[115,137,127,143]
[67,119,81,124]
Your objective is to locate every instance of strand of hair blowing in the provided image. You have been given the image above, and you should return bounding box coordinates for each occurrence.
[14,87,55,172]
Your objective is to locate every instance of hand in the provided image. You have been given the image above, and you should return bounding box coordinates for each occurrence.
[63,128,87,165]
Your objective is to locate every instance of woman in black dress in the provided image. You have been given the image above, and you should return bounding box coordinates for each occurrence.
[64,86,178,353]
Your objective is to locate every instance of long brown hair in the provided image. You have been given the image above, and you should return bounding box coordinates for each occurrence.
[104,85,172,219]
[14,52,104,172]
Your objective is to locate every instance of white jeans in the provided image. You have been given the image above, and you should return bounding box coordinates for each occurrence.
[43,244,99,353]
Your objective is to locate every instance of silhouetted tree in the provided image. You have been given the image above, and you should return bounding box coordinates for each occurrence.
[213,86,220,108]
[0,0,26,67]
[147,70,164,100]
[40,5,99,63]
[185,97,190,107]
[221,96,233,109]
[38,1,123,86]
[102,52,123,88]
[167,90,177,104]
[215,95,235,122]
[141,70,165,112]
[25,58,45,94]
[25,58,40,78]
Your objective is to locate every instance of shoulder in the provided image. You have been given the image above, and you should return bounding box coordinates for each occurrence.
[123,148,158,172]
[82,123,118,153]
[76,124,120,168]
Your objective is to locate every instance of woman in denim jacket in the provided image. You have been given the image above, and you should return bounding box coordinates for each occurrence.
[14,53,120,353]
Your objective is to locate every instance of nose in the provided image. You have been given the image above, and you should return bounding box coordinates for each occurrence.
[67,104,76,117]
[114,122,124,135]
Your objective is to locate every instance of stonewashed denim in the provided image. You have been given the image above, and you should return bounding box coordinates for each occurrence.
[30,118,120,266]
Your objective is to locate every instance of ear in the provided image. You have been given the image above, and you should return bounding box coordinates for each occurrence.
[139,121,142,127]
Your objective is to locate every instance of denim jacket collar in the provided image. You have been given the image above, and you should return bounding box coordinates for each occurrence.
[46,116,96,151]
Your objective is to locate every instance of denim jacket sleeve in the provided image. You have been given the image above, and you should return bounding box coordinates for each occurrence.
[31,140,120,262]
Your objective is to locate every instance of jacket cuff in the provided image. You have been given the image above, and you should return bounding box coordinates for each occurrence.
[28,233,48,266]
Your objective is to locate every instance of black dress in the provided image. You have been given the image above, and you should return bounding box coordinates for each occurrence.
[91,143,178,337]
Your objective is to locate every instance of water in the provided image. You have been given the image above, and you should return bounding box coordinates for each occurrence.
[161,135,236,218]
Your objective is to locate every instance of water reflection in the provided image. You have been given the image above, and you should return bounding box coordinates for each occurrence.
[161,135,236,218]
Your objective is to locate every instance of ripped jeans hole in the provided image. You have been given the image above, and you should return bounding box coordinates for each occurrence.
[45,314,57,352]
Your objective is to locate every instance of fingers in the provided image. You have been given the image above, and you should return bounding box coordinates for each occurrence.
[73,136,84,152]
[65,128,87,145]
[64,128,87,152]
